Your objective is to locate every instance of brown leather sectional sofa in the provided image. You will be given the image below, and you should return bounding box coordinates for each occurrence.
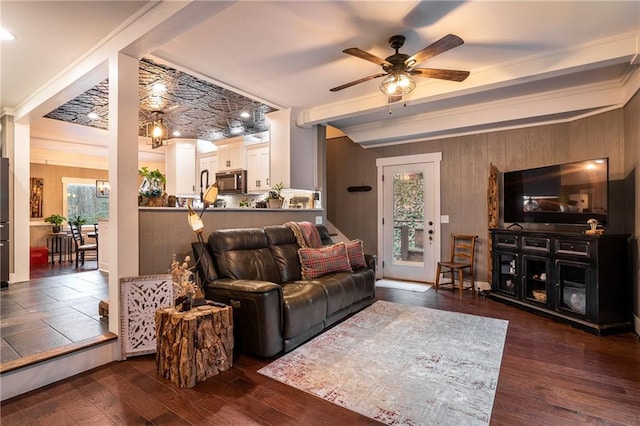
[192,224,376,358]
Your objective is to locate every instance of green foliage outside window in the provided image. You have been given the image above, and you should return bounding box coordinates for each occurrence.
[66,183,108,225]
[392,172,424,258]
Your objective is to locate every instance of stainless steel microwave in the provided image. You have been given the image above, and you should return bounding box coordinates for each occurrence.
[216,170,247,194]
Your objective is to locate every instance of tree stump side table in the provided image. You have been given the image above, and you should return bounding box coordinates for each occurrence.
[155,304,233,388]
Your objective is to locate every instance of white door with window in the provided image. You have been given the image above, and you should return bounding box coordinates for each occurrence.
[377,153,441,282]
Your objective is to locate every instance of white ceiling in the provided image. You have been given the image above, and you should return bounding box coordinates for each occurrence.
[2,1,639,150]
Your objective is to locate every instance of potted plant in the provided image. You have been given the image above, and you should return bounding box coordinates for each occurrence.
[138,167,167,206]
[267,182,284,208]
[44,214,66,233]
[68,215,88,228]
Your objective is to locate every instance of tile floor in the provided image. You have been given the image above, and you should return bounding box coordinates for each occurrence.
[0,263,108,364]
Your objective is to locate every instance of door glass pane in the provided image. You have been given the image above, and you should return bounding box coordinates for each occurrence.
[392,171,424,265]
[497,252,517,295]
[558,262,587,315]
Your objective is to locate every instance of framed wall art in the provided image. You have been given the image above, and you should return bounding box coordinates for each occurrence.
[30,177,43,218]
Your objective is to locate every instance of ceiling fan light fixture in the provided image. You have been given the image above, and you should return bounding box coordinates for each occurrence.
[380,72,415,97]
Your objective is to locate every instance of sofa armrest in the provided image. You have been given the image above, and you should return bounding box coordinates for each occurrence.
[205,278,284,358]
[208,278,281,294]
[364,253,377,272]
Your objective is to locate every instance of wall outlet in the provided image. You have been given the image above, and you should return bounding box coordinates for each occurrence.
[441,215,449,224]
[315,216,322,224]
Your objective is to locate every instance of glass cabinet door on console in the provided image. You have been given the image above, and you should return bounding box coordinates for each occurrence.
[494,251,518,297]
[522,255,550,306]
[555,260,589,319]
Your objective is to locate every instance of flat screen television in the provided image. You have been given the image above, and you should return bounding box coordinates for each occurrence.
[503,158,608,225]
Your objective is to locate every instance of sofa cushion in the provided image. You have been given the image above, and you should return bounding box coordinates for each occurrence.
[208,228,282,283]
[298,242,352,280]
[307,272,356,317]
[264,225,302,282]
[345,239,367,269]
[281,282,327,340]
[349,267,376,302]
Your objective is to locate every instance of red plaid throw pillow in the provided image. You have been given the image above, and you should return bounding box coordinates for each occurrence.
[345,239,367,269]
[298,242,353,279]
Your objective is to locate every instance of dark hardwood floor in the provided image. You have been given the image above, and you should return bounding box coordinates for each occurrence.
[1,286,639,425]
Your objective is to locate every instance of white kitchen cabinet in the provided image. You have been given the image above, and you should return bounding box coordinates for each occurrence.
[199,153,218,188]
[246,143,270,192]
[267,108,317,190]
[166,139,196,196]
[215,136,245,171]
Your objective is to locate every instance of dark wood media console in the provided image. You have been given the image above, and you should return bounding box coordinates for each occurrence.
[489,229,632,335]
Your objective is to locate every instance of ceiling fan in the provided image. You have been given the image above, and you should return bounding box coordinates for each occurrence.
[330,34,470,102]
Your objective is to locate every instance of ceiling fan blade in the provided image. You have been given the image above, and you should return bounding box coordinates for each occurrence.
[343,48,392,67]
[329,73,388,92]
[411,68,470,82]
[406,34,464,66]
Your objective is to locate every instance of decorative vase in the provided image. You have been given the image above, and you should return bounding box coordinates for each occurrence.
[139,177,165,207]
[268,198,283,209]
[146,195,166,207]
[52,225,61,234]
[181,295,192,312]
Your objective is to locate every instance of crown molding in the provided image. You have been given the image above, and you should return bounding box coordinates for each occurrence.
[345,72,636,147]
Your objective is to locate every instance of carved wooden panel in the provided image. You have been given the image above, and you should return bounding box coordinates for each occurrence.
[120,275,173,358]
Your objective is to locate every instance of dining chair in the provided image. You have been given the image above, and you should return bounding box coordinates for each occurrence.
[70,224,98,268]
[434,234,478,297]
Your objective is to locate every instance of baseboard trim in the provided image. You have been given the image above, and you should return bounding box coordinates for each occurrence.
[634,313,640,336]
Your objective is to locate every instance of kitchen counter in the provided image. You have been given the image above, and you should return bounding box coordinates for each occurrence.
[138,207,323,212]
[139,207,325,275]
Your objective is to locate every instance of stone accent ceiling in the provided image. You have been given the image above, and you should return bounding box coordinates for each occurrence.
[44,58,276,141]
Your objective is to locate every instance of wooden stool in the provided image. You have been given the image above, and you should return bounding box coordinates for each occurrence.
[155,304,233,388]
[98,300,109,317]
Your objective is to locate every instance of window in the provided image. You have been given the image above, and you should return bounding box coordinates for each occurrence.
[62,177,109,226]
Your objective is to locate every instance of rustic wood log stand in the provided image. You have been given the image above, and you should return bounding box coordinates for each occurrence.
[487,163,499,285]
[155,305,233,388]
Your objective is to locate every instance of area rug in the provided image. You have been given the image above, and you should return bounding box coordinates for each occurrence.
[258,300,508,425]
[375,279,431,292]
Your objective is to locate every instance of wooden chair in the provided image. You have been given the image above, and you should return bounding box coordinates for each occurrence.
[70,224,98,268]
[434,234,478,297]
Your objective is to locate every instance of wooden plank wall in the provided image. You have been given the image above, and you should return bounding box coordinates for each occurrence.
[623,90,640,330]
[139,209,326,275]
[327,109,628,284]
